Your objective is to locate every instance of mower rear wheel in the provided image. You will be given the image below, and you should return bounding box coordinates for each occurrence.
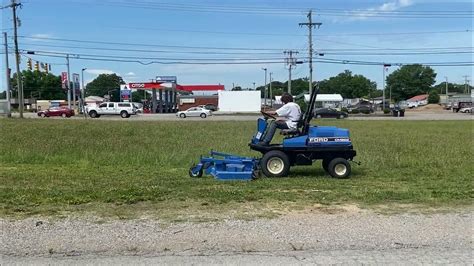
[261,150,290,177]
[328,158,351,179]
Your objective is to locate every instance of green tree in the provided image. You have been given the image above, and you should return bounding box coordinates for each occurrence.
[428,90,440,104]
[231,86,242,91]
[386,64,436,102]
[10,70,65,100]
[131,90,150,103]
[318,70,377,98]
[433,82,473,94]
[85,74,125,101]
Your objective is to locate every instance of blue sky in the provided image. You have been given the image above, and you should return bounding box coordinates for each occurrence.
[1,0,473,92]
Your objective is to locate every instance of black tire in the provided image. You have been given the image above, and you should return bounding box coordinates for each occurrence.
[316,114,322,119]
[89,111,98,118]
[322,158,331,173]
[338,114,345,119]
[328,158,351,179]
[40,113,46,118]
[189,166,203,177]
[260,150,290,177]
[180,113,186,118]
[120,111,129,118]
[200,113,207,118]
[61,113,67,118]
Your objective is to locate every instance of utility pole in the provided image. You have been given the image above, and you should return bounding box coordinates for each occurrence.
[3,32,11,117]
[284,50,299,94]
[299,10,321,94]
[444,76,448,105]
[8,0,23,118]
[66,54,71,108]
[81,68,87,118]
[253,82,256,90]
[262,68,267,107]
[462,75,470,93]
[382,64,391,110]
[269,72,273,107]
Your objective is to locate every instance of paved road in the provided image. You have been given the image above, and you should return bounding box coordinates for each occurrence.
[9,111,474,121]
[2,209,472,264]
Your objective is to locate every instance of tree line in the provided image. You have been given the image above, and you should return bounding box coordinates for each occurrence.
[2,65,472,102]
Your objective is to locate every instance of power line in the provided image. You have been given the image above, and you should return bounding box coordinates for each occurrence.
[18,42,288,55]
[18,50,474,66]
[17,36,301,51]
[73,0,473,18]
[17,36,472,53]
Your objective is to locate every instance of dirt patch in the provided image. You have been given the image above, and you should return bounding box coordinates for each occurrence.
[405,104,445,113]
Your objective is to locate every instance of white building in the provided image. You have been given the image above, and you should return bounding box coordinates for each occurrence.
[218,91,261,112]
[304,94,343,108]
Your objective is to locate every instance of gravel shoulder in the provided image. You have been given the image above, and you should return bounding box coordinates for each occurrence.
[1,208,472,264]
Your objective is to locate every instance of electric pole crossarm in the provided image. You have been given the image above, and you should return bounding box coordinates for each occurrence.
[299,10,322,94]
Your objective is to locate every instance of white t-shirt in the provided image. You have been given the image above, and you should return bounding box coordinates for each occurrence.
[276,102,301,129]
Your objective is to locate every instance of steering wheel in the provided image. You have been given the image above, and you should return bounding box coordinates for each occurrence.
[261,111,277,120]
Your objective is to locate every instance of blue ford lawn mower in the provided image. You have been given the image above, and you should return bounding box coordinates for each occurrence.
[189,88,357,180]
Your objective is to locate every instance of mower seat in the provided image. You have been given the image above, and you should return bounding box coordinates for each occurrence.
[280,111,305,137]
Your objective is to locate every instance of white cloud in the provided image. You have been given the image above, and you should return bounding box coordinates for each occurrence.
[350,0,415,20]
[125,72,136,76]
[85,69,117,75]
[31,33,53,39]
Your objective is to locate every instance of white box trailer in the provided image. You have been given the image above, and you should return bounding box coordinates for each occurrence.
[218,91,261,112]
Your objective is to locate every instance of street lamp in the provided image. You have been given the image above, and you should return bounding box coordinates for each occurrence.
[81,68,87,117]
[262,68,267,107]
[382,64,391,110]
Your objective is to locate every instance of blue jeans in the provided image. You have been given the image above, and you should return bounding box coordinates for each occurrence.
[262,120,289,144]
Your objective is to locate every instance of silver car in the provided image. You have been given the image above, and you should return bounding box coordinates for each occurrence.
[177,107,212,118]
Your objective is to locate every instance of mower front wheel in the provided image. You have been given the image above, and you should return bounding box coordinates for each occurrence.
[328,158,351,179]
[322,158,331,173]
[261,150,290,177]
[189,166,203,178]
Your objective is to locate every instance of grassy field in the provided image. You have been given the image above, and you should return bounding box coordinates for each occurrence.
[0,119,472,219]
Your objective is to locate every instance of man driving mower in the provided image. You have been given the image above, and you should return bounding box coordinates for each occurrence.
[259,92,301,145]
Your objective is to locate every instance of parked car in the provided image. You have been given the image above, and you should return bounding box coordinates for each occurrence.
[86,102,137,118]
[132,102,144,113]
[459,107,472,113]
[314,108,348,119]
[37,107,75,118]
[199,104,218,111]
[348,105,374,114]
[177,107,212,118]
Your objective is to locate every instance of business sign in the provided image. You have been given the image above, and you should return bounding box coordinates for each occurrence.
[72,73,80,93]
[156,76,177,83]
[128,82,164,89]
[61,72,68,89]
[120,85,131,100]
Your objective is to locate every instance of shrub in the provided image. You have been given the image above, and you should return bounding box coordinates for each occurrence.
[351,109,360,114]
[383,108,391,114]
[341,107,349,113]
[361,109,370,114]
[428,90,440,104]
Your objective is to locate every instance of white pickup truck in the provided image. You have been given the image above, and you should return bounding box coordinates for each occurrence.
[86,102,137,118]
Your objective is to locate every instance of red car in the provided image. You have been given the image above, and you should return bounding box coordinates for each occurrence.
[37,107,75,118]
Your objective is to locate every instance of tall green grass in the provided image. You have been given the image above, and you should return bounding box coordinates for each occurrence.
[0,119,472,217]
